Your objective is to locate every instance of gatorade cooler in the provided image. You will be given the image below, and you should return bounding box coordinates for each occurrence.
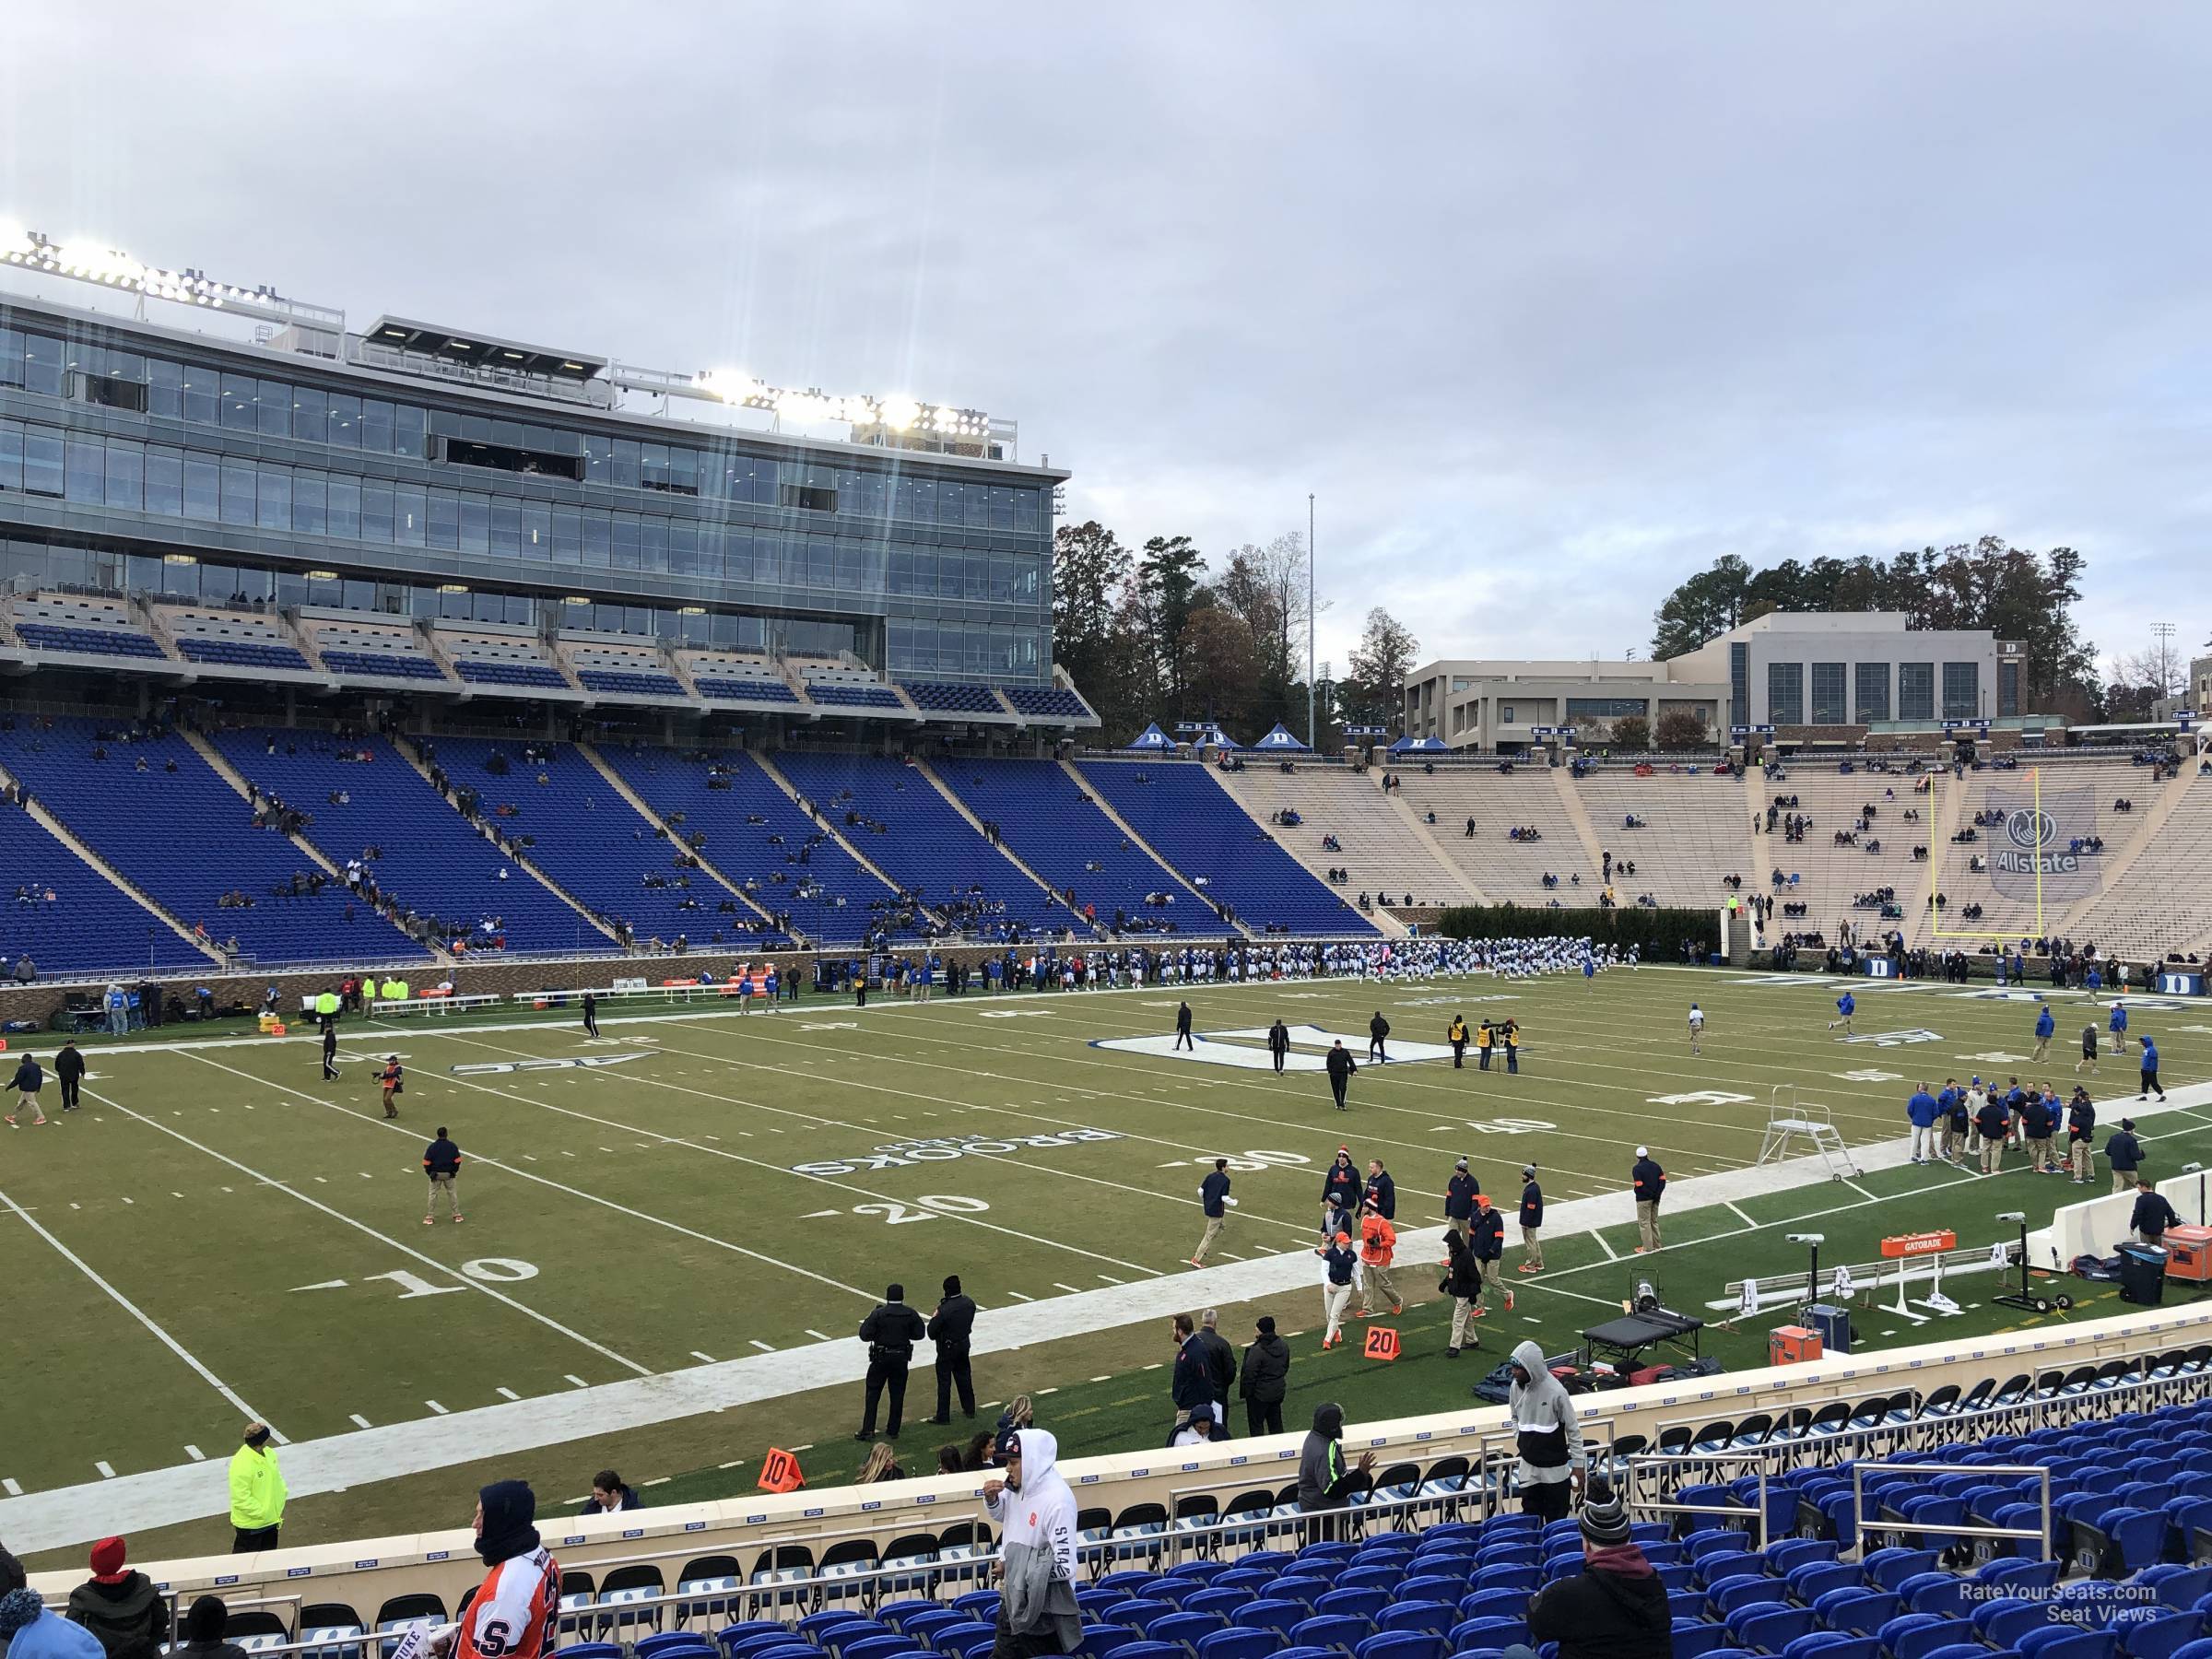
[2165,1226,2212,1284]
[1770,1325,1822,1366]
[1807,1302,1853,1355]
[2119,1242,2168,1306]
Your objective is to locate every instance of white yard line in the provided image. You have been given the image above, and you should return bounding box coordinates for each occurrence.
[0,1184,286,1441]
[82,1083,651,1379]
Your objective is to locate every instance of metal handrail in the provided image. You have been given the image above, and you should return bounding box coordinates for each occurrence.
[1852,1459,2053,1559]
[1623,1449,1774,1549]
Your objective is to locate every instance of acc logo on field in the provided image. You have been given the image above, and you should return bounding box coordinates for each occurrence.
[1363,1327,1401,1362]
[2005,807,2056,851]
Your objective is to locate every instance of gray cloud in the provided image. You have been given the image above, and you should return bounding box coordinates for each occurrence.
[6,3,2206,679]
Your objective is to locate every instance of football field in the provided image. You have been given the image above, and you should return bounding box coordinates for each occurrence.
[3,962,2207,1559]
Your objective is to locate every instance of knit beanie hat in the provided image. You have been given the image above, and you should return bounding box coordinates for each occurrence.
[1580,1478,1631,1546]
[0,1589,47,1639]
[184,1596,229,1644]
[89,1536,128,1583]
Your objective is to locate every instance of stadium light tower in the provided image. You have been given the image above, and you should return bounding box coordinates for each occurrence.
[1308,492,1317,748]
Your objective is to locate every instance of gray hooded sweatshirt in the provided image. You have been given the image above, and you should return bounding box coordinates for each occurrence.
[1508,1338,1586,1492]
[982,1429,1082,1652]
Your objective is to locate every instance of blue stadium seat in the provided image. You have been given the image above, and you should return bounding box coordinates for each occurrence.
[900,681,1004,716]
[1077,759,1377,935]
[1003,685,1095,722]
[323,650,446,680]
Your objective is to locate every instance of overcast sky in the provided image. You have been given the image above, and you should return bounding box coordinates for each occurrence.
[6,5,2208,682]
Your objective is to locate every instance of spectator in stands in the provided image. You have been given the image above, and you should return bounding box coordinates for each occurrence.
[854,1442,905,1483]
[1519,1477,1668,1659]
[980,1429,1081,1659]
[1508,1339,1586,1522]
[576,1470,641,1515]
[64,1537,167,1659]
[228,1422,286,1551]
[453,1481,558,1659]
[170,1597,249,1659]
[0,1587,103,1659]
[1296,1403,1376,1537]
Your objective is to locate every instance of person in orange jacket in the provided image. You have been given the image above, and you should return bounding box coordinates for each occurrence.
[1358,1200,1400,1316]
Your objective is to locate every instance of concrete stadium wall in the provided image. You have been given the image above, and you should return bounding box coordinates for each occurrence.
[30,1299,2212,1618]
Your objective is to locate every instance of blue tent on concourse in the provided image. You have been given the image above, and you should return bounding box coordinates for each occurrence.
[1388,735,1451,754]
[1126,722,1176,751]
[1253,723,1311,752]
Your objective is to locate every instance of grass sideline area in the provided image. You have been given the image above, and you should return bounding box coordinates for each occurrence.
[3,962,2205,1563]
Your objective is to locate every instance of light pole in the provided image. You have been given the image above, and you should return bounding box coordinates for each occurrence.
[1291,493,1309,747]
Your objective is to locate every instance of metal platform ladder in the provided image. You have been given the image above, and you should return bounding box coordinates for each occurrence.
[1758,1085,1861,1181]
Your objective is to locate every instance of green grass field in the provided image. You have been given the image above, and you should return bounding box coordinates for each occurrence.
[4,962,2206,1564]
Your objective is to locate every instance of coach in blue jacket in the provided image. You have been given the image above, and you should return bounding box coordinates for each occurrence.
[1906,1084,1941,1165]
[1518,1167,1546,1273]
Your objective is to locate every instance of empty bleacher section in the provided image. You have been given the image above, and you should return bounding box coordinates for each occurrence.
[773,751,1068,936]
[430,737,784,951]
[1078,760,1376,935]
[0,805,210,978]
[1003,683,1095,722]
[565,639,688,700]
[2060,767,2212,965]
[935,757,1204,931]
[803,665,908,710]
[901,680,1007,717]
[1215,762,1480,910]
[1388,766,1595,903]
[0,719,427,966]
[1575,766,1756,907]
[312,619,450,682]
[594,747,916,945]
[158,606,314,672]
[440,631,571,690]
[6,594,167,660]
[208,729,594,955]
[686,654,803,705]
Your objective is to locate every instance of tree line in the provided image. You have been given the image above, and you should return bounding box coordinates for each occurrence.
[1052,520,1420,746]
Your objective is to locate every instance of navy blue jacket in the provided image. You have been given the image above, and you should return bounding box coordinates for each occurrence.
[1444,1171,1479,1220]
[423,1135,462,1176]
[1520,1180,1544,1229]
[1321,1241,1357,1286]
[2106,1130,2143,1172]
[1631,1158,1665,1206]
[1200,1170,1231,1218]
[1364,1170,1396,1220]
[1470,1207,1505,1262]
[2134,1191,2181,1237]
[1172,1335,1215,1409]
[1975,1099,2010,1142]
[2022,1097,2056,1139]
[1323,1160,1361,1214]
[2067,1100,2096,1143]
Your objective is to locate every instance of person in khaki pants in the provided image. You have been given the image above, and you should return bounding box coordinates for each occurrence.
[1630,1147,1665,1253]
[1517,1166,1546,1274]
[2105,1118,2143,1194]
[1975,1090,2010,1176]
[2065,1088,2097,1183]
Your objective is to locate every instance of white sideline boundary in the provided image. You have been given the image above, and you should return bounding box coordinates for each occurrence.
[8,1073,2209,1552]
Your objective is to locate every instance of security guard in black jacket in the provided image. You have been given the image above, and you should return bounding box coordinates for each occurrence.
[927,1274,978,1424]
[855,1283,928,1441]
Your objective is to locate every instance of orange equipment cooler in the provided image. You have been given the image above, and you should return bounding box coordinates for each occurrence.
[1770,1325,1823,1365]
[2165,1225,2212,1283]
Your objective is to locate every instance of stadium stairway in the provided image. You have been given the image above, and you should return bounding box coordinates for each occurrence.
[748,753,947,926]
[908,759,1094,929]
[0,756,221,978]
[1385,768,1596,903]
[1055,759,1235,925]
[577,742,792,937]
[386,740,628,950]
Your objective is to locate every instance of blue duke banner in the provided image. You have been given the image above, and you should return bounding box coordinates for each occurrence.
[1985,783,2099,902]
